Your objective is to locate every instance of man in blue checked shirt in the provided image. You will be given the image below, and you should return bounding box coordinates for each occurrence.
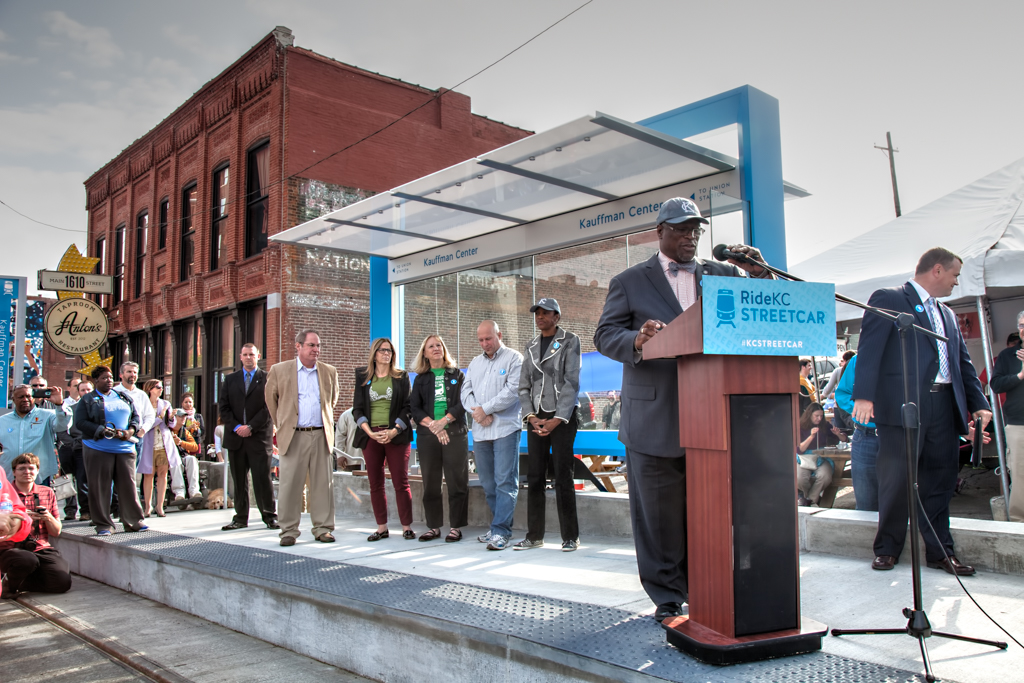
[1,384,69,484]
[461,320,523,551]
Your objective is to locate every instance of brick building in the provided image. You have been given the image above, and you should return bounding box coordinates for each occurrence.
[83,27,530,438]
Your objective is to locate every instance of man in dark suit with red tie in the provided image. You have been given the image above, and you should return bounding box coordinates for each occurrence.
[594,197,770,622]
[219,343,278,530]
[853,247,991,575]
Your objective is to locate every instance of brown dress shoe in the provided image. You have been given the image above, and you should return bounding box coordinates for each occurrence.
[871,555,897,570]
[927,556,976,576]
[280,536,296,547]
[316,532,336,543]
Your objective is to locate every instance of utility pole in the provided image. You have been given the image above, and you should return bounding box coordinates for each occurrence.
[874,132,902,217]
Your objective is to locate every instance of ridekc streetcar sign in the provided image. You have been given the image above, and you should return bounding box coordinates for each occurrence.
[44,298,109,355]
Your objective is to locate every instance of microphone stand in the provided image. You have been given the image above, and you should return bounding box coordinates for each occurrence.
[728,253,1008,682]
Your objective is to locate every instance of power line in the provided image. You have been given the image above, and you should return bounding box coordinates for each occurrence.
[1,1,594,237]
[0,198,87,233]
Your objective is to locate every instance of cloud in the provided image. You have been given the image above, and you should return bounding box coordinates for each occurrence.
[43,10,123,67]
[0,165,90,296]
[0,50,38,66]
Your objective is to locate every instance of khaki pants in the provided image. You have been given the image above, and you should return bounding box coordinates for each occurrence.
[1006,424,1024,522]
[278,430,335,540]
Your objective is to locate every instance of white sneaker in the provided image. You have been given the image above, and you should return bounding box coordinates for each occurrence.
[476,530,494,544]
[486,535,511,551]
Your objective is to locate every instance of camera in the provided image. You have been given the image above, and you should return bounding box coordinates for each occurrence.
[31,388,53,399]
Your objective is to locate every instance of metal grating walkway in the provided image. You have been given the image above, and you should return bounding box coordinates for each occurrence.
[63,525,929,682]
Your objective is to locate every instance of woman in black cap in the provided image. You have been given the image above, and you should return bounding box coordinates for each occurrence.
[515,298,583,552]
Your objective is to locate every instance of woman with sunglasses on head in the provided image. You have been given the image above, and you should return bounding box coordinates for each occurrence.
[138,380,179,517]
[352,338,415,541]
[410,335,468,543]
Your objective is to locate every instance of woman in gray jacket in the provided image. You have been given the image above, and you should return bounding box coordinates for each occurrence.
[515,298,582,552]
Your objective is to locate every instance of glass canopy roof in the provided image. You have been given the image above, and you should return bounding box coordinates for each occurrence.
[273,112,808,259]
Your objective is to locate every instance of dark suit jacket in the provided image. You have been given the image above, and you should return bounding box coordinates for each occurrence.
[352,369,413,448]
[594,253,746,457]
[218,368,272,451]
[852,282,988,433]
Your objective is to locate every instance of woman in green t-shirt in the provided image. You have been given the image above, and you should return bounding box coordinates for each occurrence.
[410,335,468,542]
[352,337,414,541]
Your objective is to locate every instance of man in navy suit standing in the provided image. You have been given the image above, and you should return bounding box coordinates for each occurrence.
[594,197,770,622]
[219,343,278,530]
[853,247,991,575]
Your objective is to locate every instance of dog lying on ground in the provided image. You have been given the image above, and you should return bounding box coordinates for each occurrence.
[205,488,233,510]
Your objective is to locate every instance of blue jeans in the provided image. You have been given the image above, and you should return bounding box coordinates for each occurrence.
[473,431,520,538]
[851,428,880,512]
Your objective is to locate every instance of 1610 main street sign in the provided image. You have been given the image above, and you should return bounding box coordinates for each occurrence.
[37,269,113,295]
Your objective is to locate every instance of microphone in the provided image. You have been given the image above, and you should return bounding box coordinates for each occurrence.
[712,244,754,264]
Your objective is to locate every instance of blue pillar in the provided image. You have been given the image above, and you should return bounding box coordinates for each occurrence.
[638,85,788,269]
[369,256,391,342]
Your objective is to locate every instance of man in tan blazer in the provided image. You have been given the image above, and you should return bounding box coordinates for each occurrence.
[266,329,340,546]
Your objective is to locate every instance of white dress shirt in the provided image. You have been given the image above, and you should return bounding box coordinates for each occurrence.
[909,279,951,384]
[657,251,698,311]
[296,358,323,427]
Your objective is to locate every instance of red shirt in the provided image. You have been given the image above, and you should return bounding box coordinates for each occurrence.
[0,483,56,552]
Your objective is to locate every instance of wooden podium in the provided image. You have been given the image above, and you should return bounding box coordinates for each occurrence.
[644,299,827,664]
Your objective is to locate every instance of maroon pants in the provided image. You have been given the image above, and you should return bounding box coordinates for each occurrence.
[363,429,413,526]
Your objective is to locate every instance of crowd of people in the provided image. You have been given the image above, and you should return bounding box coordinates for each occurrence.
[2,196,1022,627]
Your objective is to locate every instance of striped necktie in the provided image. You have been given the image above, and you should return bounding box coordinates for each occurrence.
[925,298,951,381]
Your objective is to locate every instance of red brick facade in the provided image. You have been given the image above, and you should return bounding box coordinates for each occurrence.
[83,27,530,433]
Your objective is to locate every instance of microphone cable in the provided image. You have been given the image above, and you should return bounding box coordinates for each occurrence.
[907,312,1021,650]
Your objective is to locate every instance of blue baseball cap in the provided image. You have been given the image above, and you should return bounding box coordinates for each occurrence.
[657,197,709,225]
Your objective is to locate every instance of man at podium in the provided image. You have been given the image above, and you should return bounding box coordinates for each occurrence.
[594,197,770,622]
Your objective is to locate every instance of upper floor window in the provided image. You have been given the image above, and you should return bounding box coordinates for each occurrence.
[158,198,169,249]
[211,166,229,270]
[134,211,148,299]
[180,184,197,281]
[245,142,269,258]
[113,224,126,305]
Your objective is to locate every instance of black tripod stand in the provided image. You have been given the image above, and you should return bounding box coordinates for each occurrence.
[828,312,1007,682]
[709,247,1010,682]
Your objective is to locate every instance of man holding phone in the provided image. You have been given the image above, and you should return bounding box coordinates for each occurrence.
[0,453,72,598]
[0,384,68,484]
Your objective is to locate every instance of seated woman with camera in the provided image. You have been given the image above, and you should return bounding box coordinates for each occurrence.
[796,402,849,506]
[0,453,72,598]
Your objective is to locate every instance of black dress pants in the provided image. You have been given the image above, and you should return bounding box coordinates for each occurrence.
[417,427,469,529]
[0,548,72,595]
[525,409,579,543]
[83,445,145,532]
[627,448,687,607]
[229,435,277,525]
[58,444,89,517]
[874,388,960,563]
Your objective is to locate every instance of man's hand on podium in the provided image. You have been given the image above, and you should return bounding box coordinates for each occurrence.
[635,319,668,351]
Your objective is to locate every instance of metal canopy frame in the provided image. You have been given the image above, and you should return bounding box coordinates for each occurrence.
[272,111,754,260]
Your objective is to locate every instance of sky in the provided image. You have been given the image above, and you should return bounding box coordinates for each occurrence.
[2,0,1024,294]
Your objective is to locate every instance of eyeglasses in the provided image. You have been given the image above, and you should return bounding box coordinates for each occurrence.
[377,348,394,355]
[662,223,705,238]
[302,342,321,348]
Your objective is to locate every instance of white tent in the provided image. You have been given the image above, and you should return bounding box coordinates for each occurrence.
[791,156,1024,322]
[791,158,1024,510]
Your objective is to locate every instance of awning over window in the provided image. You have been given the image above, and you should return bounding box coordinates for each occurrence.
[272,112,808,259]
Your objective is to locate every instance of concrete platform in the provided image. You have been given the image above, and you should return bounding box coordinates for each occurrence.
[53,508,1024,683]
